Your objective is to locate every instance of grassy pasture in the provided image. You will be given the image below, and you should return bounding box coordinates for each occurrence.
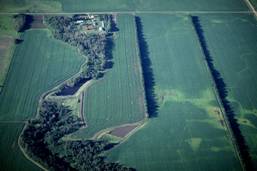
[60,0,248,12]
[107,14,242,171]
[199,13,257,168]
[0,29,84,121]
[0,29,85,170]
[69,14,146,139]
[0,15,17,37]
[0,0,62,12]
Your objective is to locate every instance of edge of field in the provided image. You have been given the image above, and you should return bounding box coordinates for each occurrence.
[16,13,148,170]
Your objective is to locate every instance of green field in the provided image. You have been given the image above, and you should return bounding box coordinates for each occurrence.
[0,36,14,88]
[199,13,257,168]
[0,123,40,171]
[0,0,62,12]
[107,14,242,171]
[0,0,249,12]
[0,15,17,90]
[70,14,146,138]
[60,0,248,12]
[0,29,85,170]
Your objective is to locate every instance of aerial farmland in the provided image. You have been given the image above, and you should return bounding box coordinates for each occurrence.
[0,0,257,171]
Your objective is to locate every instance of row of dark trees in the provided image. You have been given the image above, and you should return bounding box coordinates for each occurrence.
[135,16,158,118]
[20,100,135,171]
[20,14,135,170]
[191,16,254,171]
[12,14,34,44]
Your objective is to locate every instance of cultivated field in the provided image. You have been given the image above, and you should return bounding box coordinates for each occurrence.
[107,14,242,171]
[0,36,14,89]
[70,14,146,139]
[61,0,248,12]
[0,0,257,170]
[199,13,257,168]
[0,0,249,13]
[0,0,62,12]
[0,29,85,170]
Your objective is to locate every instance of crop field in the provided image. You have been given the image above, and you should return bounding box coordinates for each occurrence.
[0,123,40,171]
[107,14,242,171]
[70,14,146,138]
[0,0,257,170]
[60,0,248,12]
[0,36,14,89]
[0,29,85,170]
[0,0,62,12]
[199,13,257,168]
[0,0,249,12]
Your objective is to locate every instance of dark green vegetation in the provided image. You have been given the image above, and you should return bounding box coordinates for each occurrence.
[45,14,114,95]
[0,0,257,170]
[199,13,257,169]
[21,100,134,170]
[191,15,253,170]
[0,29,84,170]
[0,123,40,171]
[107,14,242,171]
[250,0,257,9]
[20,14,136,170]
[71,14,146,138]
[135,16,158,117]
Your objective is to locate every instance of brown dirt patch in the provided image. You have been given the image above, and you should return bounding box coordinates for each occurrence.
[31,15,46,29]
[110,125,138,138]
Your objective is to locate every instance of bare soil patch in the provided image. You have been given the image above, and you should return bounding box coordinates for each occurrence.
[110,125,138,138]
[31,15,46,29]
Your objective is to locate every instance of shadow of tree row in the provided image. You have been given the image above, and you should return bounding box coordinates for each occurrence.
[135,16,159,118]
[191,16,254,171]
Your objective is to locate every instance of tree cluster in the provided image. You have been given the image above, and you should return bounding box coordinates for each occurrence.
[14,14,33,32]
[45,15,114,80]
[20,100,135,171]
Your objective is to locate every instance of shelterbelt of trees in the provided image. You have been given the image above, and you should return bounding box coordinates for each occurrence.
[44,15,117,96]
[45,15,115,82]
[20,101,134,171]
[20,14,135,171]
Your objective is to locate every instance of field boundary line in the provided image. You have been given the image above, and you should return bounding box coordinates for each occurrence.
[191,17,246,170]
[0,120,27,123]
[18,129,48,171]
[132,14,148,118]
[0,11,255,15]
[242,0,257,19]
